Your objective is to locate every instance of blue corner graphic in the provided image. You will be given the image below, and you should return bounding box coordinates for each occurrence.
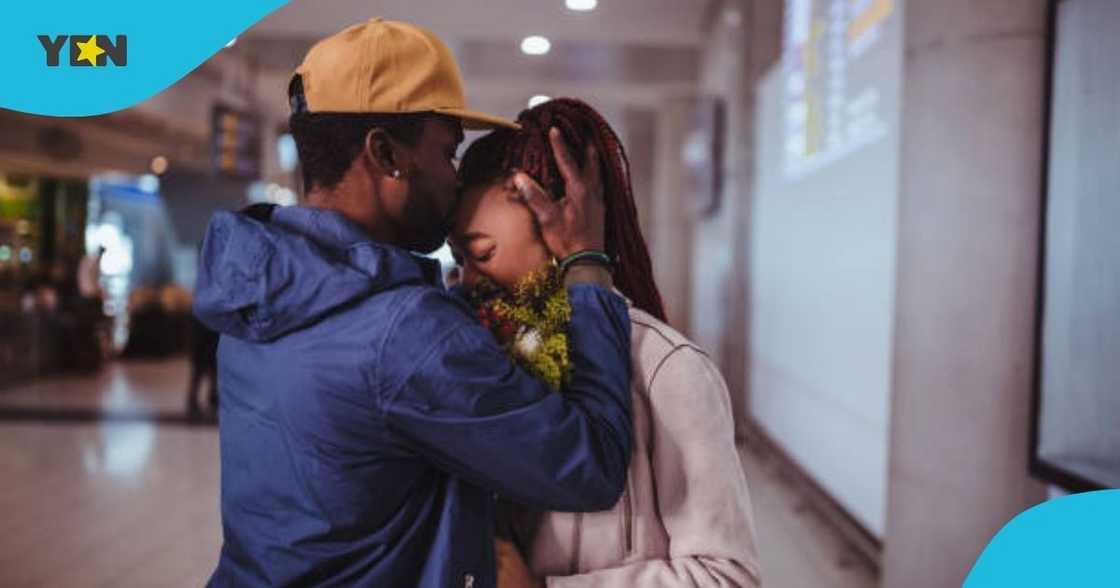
[2,0,289,117]
[963,489,1120,587]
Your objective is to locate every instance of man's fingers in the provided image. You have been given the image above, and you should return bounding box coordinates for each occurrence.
[512,172,558,223]
[549,127,580,186]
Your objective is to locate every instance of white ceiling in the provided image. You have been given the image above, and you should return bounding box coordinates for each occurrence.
[245,0,713,134]
[249,0,711,46]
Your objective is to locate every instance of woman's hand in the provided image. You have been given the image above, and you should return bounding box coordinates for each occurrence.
[496,538,544,588]
[512,127,606,259]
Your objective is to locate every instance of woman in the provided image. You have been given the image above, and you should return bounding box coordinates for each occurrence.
[451,98,761,587]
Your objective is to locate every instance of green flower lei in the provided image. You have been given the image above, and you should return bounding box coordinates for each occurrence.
[470,265,572,391]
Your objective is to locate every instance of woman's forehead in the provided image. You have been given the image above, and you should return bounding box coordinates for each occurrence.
[454,180,519,232]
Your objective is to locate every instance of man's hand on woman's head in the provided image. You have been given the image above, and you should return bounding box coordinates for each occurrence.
[512,127,606,258]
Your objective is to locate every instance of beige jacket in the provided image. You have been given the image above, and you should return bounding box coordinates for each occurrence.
[512,306,762,587]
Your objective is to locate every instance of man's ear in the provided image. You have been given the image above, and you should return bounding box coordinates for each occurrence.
[363,128,403,177]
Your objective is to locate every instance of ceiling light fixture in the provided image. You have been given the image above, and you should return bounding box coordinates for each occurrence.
[520,35,551,56]
[566,0,598,11]
[150,155,169,175]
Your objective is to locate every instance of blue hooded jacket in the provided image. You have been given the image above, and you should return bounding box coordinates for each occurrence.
[194,206,632,588]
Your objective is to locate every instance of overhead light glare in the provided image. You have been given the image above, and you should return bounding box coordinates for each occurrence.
[150,155,169,175]
[520,35,551,56]
[566,0,598,11]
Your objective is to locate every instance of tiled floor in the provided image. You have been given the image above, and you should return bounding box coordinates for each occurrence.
[0,359,219,587]
[740,444,879,588]
[0,359,206,419]
[0,358,877,588]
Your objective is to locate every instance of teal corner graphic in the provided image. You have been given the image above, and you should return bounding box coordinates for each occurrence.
[964,489,1120,587]
[2,0,289,117]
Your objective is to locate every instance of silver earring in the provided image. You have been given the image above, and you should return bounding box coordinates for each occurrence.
[392,169,402,178]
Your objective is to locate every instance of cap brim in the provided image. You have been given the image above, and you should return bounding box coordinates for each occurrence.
[435,107,520,131]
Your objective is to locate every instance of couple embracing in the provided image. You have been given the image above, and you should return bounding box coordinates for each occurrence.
[194,18,760,588]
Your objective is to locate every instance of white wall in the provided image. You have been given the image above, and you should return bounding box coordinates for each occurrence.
[882,0,1049,583]
[747,0,904,537]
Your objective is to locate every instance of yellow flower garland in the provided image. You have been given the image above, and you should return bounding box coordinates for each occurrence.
[470,266,572,391]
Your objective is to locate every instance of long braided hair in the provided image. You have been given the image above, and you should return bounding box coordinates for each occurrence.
[458,98,667,322]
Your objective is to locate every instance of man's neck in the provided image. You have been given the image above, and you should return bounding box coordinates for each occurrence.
[304,186,399,245]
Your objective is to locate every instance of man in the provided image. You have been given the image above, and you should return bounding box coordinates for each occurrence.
[193,18,633,587]
[185,310,219,417]
[76,245,104,301]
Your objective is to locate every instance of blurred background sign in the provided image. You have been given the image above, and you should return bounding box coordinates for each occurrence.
[211,104,262,180]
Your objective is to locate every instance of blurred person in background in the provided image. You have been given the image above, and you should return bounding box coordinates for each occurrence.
[50,255,104,372]
[452,99,761,588]
[123,287,159,357]
[77,245,105,301]
[75,245,110,365]
[186,245,219,417]
[21,276,63,373]
[193,19,635,588]
[186,311,219,417]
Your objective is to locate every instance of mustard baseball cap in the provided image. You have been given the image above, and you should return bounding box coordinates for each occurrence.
[292,18,517,130]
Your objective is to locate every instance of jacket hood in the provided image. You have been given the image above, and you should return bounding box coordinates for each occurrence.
[193,205,440,342]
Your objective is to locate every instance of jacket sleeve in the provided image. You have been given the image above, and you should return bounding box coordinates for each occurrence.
[382,284,633,512]
[547,346,762,588]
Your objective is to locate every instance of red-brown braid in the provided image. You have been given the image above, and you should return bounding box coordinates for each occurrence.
[458,98,668,322]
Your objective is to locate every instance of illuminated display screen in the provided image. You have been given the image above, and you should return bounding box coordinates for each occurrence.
[783,0,894,180]
[211,104,262,180]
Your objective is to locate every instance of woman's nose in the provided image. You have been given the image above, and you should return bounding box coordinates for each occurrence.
[459,264,480,289]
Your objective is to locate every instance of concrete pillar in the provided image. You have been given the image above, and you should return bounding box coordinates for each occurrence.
[729,0,782,438]
[623,107,658,240]
[883,2,1050,586]
[692,0,751,440]
[649,96,696,332]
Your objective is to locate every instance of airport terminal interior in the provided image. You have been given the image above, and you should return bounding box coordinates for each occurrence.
[1,0,1118,586]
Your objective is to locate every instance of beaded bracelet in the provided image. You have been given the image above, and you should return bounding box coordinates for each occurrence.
[557,250,614,278]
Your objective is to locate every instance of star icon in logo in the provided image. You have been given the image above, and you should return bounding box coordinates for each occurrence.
[75,35,105,66]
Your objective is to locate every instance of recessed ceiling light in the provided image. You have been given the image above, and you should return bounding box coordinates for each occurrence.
[528,95,552,108]
[520,35,551,56]
[566,0,598,11]
[150,155,169,175]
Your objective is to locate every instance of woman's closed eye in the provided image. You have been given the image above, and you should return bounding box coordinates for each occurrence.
[455,233,496,264]
[470,245,496,263]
